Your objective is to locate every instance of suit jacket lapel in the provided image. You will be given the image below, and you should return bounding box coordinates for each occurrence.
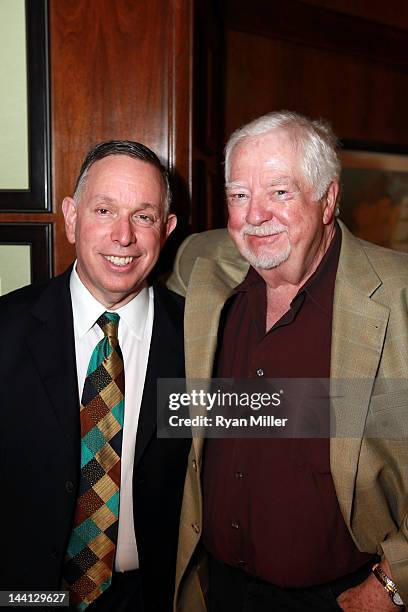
[26,269,79,461]
[134,284,185,468]
[330,223,389,525]
[184,256,249,459]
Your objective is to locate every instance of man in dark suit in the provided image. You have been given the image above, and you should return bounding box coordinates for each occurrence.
[0,140,190,612]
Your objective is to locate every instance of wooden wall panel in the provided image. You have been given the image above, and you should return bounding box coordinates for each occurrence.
[225,28,408,145]
[192,1,225,231]
[50,0,192,274]
[298,0,408,31]
[224,0,408,72]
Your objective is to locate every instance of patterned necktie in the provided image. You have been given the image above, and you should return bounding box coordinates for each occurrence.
[63,312,125,610]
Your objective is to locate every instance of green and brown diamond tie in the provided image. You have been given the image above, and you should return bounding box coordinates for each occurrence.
[63,312,125,610]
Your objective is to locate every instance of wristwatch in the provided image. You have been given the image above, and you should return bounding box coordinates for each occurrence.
[371,563,404,606]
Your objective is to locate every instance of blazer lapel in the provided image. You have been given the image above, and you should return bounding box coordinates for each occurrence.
[134,284,185,468]
[26,269,79,461]
[184,256,248,459]
[330,223,389,526]
[184,258,245,376]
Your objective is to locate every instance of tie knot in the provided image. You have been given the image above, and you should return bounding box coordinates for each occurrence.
[96,312,120,341]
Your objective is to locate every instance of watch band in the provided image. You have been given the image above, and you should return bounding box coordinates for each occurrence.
[371,563,404,606]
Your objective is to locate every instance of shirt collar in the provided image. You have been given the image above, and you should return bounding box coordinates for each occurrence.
[298,223,341,315]
[69,262,150,340]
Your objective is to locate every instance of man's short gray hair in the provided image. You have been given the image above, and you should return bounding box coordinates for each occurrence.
[73,140,171,218]
[224,110,341,201]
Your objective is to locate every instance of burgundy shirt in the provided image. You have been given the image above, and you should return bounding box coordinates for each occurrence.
[203,227,371,587]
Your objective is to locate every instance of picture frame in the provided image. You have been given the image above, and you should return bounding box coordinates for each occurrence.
[0,0,50,211]
[339,141,408,252]
[0,223,52,295]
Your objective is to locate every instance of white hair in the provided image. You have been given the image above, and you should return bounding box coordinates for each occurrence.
[224,110,341,202]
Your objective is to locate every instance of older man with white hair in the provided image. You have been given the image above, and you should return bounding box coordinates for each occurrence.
[169,111,408,611]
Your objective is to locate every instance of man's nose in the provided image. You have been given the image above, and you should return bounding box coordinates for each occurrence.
[111,216,136,246]
[245,193,273,226]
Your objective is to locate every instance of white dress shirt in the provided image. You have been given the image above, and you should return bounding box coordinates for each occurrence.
[70,264,154,571]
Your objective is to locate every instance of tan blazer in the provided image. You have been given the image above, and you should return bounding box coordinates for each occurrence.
[168,221,408,610]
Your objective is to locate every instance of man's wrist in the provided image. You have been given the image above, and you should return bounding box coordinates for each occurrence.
[371,562,404,607]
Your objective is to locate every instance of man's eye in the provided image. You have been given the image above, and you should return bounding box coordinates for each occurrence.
[272,189,293,201]
[97,208,110,215]
[228,193,248,205]
[136,213,155,226]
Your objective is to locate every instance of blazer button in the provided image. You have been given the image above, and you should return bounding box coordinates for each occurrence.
[191,523,200,534]
[192,459,198,471]
[65,480,74,493]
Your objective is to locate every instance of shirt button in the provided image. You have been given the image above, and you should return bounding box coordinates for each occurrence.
[192,523,200,534]
[256,368,264,377]
[231,521,239,529]
[65,480,74,493]
[235,471,244,479]
[192,459,198,471]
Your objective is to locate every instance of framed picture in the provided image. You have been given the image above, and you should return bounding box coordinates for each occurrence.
[0,223,52,295]
[0,0,50,211]
[339,142,408,252]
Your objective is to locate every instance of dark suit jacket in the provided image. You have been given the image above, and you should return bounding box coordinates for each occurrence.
[0,268,190,612]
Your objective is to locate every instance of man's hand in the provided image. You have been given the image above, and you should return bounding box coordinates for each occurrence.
[337,562,403,611]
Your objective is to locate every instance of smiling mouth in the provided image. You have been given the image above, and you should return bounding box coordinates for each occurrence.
[104,255,135,266]
[247,232,284,242]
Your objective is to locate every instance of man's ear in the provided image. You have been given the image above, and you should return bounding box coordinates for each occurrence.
[62,197,77,244]
[163,213,177,242]
[322,181,339,225]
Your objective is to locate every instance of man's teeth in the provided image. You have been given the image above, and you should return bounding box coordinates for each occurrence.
[105,255,134,266]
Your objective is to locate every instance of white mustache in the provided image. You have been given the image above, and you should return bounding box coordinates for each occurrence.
[242,223,288,236]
